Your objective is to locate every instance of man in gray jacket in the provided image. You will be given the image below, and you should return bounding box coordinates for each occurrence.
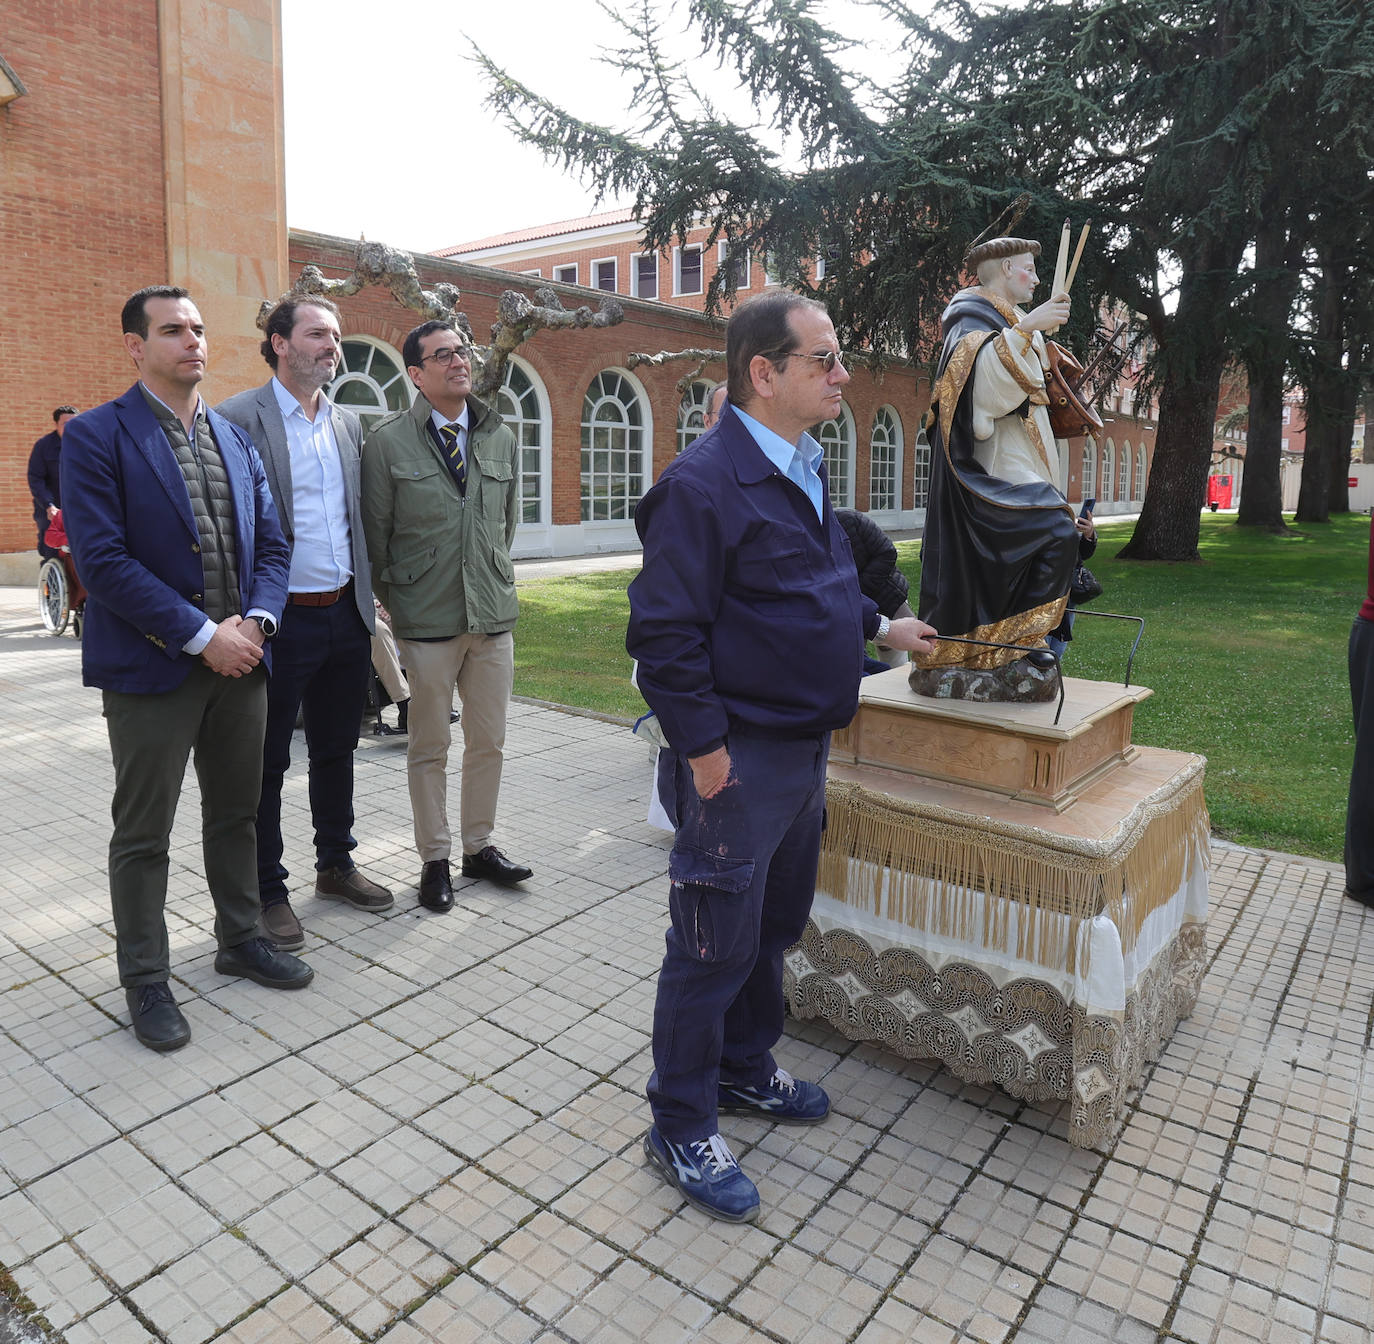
[360,319,533,911]
[218,297,393,950]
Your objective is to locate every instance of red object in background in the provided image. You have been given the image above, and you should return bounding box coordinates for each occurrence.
[1206,475,1233,510]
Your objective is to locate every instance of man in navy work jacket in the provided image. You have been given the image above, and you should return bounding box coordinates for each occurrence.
[61,286,313,1055]
[627,291,937,1222]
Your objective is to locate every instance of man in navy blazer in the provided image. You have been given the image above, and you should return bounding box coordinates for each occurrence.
[62,285,314,1054]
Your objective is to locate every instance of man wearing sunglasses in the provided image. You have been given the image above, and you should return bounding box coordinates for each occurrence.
[628,291,937,1222]
[360,320,533,914]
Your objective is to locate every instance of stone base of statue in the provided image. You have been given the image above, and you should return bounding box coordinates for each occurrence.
[784,666,1208,1149]
[908,653,1060,703]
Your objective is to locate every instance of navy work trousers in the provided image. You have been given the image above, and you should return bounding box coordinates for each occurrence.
[256,595,372,905]
[649,730,829,1143]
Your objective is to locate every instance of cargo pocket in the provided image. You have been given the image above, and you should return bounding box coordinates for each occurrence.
[668,842,756,963]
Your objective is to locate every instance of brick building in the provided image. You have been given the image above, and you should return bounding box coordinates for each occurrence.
[292,230,931,557]
[1,0,287,574]
[1,3,1155,576]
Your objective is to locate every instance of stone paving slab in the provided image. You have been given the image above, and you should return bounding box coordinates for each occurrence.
[0,586,1369,1343]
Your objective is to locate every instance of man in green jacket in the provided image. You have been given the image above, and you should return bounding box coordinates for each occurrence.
[360,319,533,911]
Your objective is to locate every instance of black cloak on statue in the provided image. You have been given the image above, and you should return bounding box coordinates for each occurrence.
[915,288,1079,670]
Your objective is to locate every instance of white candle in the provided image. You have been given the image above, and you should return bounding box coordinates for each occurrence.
[1052,218,1070,297]
[1065,224,1090,292]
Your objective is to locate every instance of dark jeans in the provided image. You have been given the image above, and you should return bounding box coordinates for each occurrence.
[1348,616,1374,899]
[649,731,829,1143]
[257,596,372,906]
[103,663,267,986]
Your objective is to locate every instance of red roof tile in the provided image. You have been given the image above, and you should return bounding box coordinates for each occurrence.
[435,207,639,256]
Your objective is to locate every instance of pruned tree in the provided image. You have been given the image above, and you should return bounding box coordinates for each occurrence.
[263,239,623,398]
[477,0,1374,562]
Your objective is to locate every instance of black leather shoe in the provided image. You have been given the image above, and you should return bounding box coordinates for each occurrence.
[461,846,533,886]
[215,936,314,989]
[418,859,454,911]
[126,982,191,1053]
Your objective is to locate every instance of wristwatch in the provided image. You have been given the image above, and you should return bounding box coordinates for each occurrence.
[875,616,891,642]
[248,614,277,639]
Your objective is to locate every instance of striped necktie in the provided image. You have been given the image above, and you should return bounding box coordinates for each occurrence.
[439,421,466,495]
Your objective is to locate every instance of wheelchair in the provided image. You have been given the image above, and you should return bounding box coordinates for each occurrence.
[37,555,83,637]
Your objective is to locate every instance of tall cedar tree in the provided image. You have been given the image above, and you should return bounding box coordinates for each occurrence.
[479,0,1374,559]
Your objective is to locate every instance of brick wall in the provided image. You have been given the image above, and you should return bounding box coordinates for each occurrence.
[1,0,167,552]
[292,232,933,532]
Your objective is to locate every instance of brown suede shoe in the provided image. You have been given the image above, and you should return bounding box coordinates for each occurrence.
[315,866,394,912]
[262,900,305,951]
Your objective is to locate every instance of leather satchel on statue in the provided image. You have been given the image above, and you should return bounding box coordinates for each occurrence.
[1070,563,1104,605]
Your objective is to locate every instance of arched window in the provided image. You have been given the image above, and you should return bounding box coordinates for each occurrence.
[581,370,647,521]
[1134,443,1147,502]
[493,357,550,526]
[811,404,855,508]
[912,427,931,509]
[1118,440,1132,502]
[1081,437,1097,503]
[677,381,714,455]
[329,337,413,426]
[869,406,902,511]
[1101,440,1115,503]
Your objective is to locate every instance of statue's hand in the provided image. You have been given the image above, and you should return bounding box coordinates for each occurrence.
[1017,293,1071,334]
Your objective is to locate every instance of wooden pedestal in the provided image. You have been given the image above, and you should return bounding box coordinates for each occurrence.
[829,667,1152,812]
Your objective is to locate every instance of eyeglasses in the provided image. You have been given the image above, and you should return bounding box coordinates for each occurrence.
[763,347,846,373]
[418,345,471,367]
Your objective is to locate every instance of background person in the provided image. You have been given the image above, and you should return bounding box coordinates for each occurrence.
[1046,510,1098,660]
[835,507,915,667]
[27,405,78,559]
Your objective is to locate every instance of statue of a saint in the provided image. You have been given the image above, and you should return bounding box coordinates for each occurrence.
[911,236,1080,699]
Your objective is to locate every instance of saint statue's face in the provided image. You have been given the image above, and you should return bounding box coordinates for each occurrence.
[1003,253,1040,305]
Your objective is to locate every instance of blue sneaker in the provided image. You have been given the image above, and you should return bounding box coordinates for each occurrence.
[643,1127,760,1223]
[718,1067,830,1124]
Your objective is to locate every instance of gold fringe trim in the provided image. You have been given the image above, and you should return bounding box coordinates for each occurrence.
[992,330,1047,403]
[913,593,1068,669]
[1023,407,1056,480]
[934,330,994,447]
[816,764,1210,975]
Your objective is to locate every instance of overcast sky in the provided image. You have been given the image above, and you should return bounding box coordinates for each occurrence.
[282,0,911,253]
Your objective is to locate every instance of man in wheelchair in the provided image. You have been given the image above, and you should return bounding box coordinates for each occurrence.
[37,506,86,636]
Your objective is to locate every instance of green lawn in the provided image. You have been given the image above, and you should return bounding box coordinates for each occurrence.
[514,512,1369,862]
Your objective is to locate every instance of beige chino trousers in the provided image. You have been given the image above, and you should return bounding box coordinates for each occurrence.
[398,631,514,861]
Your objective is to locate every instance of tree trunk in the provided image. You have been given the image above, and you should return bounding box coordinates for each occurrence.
[1327,375,1358,514]
[1119,251,1237,561]
[1295,255,1344,523]
[1236,208,1299,531]
[1239,371,1289,530]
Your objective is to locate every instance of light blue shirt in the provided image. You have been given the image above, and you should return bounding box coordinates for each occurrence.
[272,377,352,594]
[138,383,273,655]
[732,405,827,523]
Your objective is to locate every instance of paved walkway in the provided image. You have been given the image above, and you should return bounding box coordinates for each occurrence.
[0,580,1368,1344]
